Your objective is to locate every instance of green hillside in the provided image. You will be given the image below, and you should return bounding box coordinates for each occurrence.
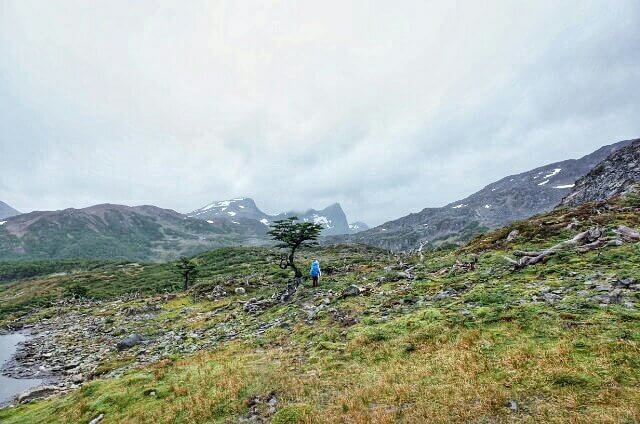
[1,195,639,423]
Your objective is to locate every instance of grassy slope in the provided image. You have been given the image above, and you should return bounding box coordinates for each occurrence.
[1,197,639,423]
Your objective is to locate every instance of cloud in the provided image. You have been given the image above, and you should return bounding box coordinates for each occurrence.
[1,0,639,225]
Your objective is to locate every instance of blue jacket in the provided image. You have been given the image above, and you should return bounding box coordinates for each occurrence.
[310,260,321,277]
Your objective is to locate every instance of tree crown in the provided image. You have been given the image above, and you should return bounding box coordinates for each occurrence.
[268,217,323,249]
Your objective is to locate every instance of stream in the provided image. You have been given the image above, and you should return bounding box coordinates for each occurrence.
[0,333,42,406]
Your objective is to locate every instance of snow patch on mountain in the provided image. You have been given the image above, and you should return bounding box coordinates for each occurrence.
[543,168,562,179]
[303,215,333,229]
[191,198,247,216]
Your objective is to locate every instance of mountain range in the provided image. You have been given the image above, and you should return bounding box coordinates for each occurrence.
[0,204,269,262]
[0,199,366,261]
[328,138,638,250]
[0,137,637,260]
[187,198,368,236]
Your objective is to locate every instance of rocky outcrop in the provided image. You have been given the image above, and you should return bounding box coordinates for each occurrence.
[560,141,640,207]
[17,386,60,403]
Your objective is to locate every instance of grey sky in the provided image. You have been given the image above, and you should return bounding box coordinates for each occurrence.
[1,1,639,226]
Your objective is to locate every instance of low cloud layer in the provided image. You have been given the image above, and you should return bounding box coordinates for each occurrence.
[1,1,639,225]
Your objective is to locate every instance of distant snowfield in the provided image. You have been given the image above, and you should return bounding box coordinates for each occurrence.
[0,221,6,226]
[554,184,575,189]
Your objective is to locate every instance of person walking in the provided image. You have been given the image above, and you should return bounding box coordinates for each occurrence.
[310,259,321,288]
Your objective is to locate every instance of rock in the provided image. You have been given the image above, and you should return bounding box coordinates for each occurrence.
[71,373,84,384]
[89,414,105,424]
[235,287,246,295]
[341,285,362,298]
[433,289,456,300]
[609,289,623,304]
[542,292,561,303]
[616,278,637,288]
[17,385,59,403]
[591,294,611,304]
[116,333,143,351]
[206,285,227,300]
[506,400,519,412]
[506,230,519,242]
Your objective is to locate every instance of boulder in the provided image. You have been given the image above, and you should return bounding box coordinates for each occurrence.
[341,285,362,298]
[235,287,246,295]
[71,373,84,384]
[116,333,143,351]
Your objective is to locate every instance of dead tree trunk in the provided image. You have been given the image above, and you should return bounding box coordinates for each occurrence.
[504,226,637,270]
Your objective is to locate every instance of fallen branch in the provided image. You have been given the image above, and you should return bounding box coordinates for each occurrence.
[505,226,636,270]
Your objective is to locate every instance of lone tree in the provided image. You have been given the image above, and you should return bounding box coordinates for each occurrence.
[268,217,323,282]
[175,256,198,290]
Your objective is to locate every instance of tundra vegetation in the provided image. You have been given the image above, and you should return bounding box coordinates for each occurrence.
[0,194,638,423]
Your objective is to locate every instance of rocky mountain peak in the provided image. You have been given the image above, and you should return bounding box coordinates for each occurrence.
[0,201,20,220]
[560,140,640,207]
[188,198,268,221]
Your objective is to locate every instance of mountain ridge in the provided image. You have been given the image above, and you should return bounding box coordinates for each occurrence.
[0,203,270,262]
[188,198,367,236]
[328,137,637,250]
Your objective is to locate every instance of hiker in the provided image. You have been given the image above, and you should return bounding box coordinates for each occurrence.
[310,259,321,287]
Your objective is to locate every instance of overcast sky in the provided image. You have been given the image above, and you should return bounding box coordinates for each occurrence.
[1,1,639,225]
